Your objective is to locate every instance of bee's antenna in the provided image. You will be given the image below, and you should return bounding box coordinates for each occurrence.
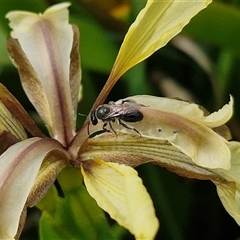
[78,113,87,117]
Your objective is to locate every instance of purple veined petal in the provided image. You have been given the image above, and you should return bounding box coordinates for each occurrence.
[0,137,67,239]
[6,3,78,146]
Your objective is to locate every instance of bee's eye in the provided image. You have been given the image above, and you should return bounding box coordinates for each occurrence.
[90,110,98,125]
[96,106,111,119]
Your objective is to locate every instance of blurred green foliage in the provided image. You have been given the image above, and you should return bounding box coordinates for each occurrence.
[1,0,240,239]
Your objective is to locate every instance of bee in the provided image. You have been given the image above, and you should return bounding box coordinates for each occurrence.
[88,99,143,135]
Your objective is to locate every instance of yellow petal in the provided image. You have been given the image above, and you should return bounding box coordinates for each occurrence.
[0,83,45,138]
[0,100,27,140]
[214,141,240,225]
[81,159,159,239]
[111,0,211,80]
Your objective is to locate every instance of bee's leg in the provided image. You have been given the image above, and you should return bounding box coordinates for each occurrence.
[87,121,90,135]
[102,122,110,132]
[102,122,117,136]
[118,119,141,136]
[109,121,117,136]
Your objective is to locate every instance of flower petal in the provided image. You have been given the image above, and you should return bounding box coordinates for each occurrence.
[203,96,233,127]
[105,96,231,169]
[0,83,45,138]
[0,137,67,239]
[213,141,240,225]
[7,38,52,133]
[79,133,225,182]
[6,3,77,145]
[0,100,27,141]
[0,131,20,155]
[91,0,212,109]
[120,95,233,128]
[111,0,211,81]
[81,159,159,239]
[69,25,81,119]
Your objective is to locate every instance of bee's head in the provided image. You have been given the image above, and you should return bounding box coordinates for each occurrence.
[90,105,111,125]
[95,105,111,121]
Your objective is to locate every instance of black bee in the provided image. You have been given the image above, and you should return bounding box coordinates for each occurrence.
[89,99,143,135]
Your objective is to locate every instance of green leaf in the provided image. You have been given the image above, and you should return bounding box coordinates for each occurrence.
[214,49,237,102]
[0,1,49,67]
[0,30,10,67]
[183,2,240,53]
[0,0,47,34]
[70,16,118,73]
[124,61,152,95]
[38,167,123,240]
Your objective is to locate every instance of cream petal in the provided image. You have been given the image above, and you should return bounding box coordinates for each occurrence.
[43,2,71,18]
[81,159,159,239]
[6,3,71,36]
[214,141,240,225]
[105,98,230,169]
[203,96,233,127]
[88,96,231,169]
[119,95,233,128]
[6,3,76,145]
[6,11,40,38]
[79,133,225,182]
[216,184,240,225]
[0,137,66,239]
[110,0,211,80]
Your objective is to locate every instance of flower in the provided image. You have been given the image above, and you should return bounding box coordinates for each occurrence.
[3,0,236,239]
[80,95,234,188]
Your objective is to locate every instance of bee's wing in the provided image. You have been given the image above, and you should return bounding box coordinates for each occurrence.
[104,104,138,119]
[123,95,233,128]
